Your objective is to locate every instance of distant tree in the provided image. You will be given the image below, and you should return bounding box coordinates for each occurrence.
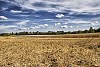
[0,27,100,36]
[57,31,64,34]
[0,33,10,36]
[36,31,39,35]
[67,31,71,34]
[96,28,100,32]
[78,30,83,34]
[71,31,77,34]
[83,30,88,33]
[15,32,18,35]
[88,27,95,33]
[11,32,14,35]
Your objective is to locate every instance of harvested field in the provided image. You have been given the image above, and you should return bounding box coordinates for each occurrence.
[0,35,100,67]
[20,33,100,38]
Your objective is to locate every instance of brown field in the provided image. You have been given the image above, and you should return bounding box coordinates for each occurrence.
[20,33,100,38]
[0,34,100,67]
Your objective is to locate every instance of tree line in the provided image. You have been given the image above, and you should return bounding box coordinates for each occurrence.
[0,27,100,36]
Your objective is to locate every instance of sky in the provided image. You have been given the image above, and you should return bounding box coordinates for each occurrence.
[0,0,100,33]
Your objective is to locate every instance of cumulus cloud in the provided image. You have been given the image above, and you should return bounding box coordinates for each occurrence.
[0,16,8,20]
[69,26,73,28]
[36,24,48,28]
[55,22,61,26]
[1,0,100,32]
[17,24,49,30]
[44,24,48,27]
[33,24,48,29]
[56,14,64,18]
[60,25,68,28]
[91,21,100,25]
[60,25,73,28]
[10,10,22,13]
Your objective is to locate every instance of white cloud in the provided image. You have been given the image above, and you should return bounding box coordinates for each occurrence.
[0,16,8,20]
[71,21,90,24]
[37,24,48,28]
[10,10,22,13]
[44,24,48,27]
[69,26,73,28]
[15,15,30,17]
[44,19,54,21]
[55,22,61,26]
[11,0,100,14]
[32,22,39,25]
[90,17,100,21]
[15,20,30,30]
[16,20,30,25]
[17,24,49,30]
[56,14,64,18]
[22,27,29,30]
[0,25,17,30]
[60,25,68,28]
[91,21,100,25]
[68,12,76,15]
[63,19,91,24]
[63,22,68,24]
[1,7,8,11]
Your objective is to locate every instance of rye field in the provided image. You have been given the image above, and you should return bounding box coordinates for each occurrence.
[0,34,100,67]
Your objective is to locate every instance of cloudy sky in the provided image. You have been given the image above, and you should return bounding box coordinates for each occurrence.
[0,0,100,33]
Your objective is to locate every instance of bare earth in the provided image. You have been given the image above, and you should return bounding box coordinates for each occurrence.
[0,35,100,67]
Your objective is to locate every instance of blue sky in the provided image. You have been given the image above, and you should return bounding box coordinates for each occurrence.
[0,0,100,33]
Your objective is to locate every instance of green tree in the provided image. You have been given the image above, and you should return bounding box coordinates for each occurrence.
[96,28,100,32]
[83,30,88,33]
[89,27,95,33]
